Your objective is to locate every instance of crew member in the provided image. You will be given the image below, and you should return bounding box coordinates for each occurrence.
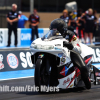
[70,10,77,30]
[60,9,71,26]
[82,8,97,44]
[29,9,40,42]
[6,4,18,47]
[76,13,85,42]
[18,11,28,28]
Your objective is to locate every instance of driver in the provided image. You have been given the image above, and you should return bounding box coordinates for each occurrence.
[50,18,91,89]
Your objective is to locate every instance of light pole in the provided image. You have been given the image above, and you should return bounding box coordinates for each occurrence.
[30,0,34,14]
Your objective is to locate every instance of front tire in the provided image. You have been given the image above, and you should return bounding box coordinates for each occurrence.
[35,59,50,92]
[35,59,42,88]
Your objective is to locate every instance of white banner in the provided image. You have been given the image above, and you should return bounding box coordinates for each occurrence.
[0,28,21,47]
[0,28,49,47]
[0,29,5,46]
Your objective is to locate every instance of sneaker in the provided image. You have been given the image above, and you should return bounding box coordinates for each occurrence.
[90,43,94,45]
[79,39,81,43]
[6,45,10,47]
[15,45,17,47]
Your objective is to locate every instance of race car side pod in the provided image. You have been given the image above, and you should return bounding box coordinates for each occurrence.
[70,50,91,89]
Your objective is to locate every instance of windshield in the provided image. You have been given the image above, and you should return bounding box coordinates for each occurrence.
[42,30,61,40]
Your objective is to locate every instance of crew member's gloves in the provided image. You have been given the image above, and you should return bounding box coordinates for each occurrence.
[63,41,74,50]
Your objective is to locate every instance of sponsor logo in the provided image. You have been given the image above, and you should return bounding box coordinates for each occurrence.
[21,33,31,40]
[55,47,61,50]
[0,54,4,70]
[38,54,44,58]
[7,53,19,69]
[61,57,66,63]
[10,15,16,18]
[97,77,100,79]
[55,44,61,46]
[70,84,73,88]
[20,52,33,68]
[53,28,57,30]
[73,36,77,41]
[92,48,100,63]
[32,19,35,22]
[63,78,70,85]
[58,53,63,57]
[9,12,12,14]
[14,13,17,15]
[56,33,60,35]
[61,56,66,64]
[0,31,3,43]
[95,72,100,76]
[60,66,69,76]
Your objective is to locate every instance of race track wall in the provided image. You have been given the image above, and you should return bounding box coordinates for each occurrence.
[0,28,49,47]
[0,46,100,80]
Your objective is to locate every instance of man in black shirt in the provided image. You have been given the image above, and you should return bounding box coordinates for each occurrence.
[82,8,97,44]
[6,4,18,47]
[29,9,40,42]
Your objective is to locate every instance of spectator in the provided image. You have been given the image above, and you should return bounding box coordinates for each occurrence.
[93,10,97,37]
[70,10,77,30]
[6,4,18,47]
[76,13,85,41]
[18,11,28,28]
[77,9,83,17]
[82,8,97,44]
[98,15,100,29]
[29,9,40,42]
[60,9,71,26]
[95,15,100,37]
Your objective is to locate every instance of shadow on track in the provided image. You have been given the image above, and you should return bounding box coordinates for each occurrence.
[17,87,88,95]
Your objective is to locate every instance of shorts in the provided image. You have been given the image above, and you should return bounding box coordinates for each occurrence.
[84,26,94,33]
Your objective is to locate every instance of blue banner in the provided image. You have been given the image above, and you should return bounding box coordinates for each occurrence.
[21,28,44,46]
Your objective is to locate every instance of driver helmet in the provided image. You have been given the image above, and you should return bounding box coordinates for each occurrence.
[50,18,67,35]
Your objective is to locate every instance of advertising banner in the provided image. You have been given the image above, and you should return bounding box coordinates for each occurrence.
[5,29,21,46]
[91,46,100,69]
[0,28,49,47]
[0,28,21,47]
[21,29,31,46]
[0,46,99,80]
[0,29,5,46]
[92,46,100,63]
[0,46,99,72]
[0,49,34,72]
[20,28,49,46]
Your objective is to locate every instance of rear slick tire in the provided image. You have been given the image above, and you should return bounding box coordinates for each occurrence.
[81,67,91,89]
